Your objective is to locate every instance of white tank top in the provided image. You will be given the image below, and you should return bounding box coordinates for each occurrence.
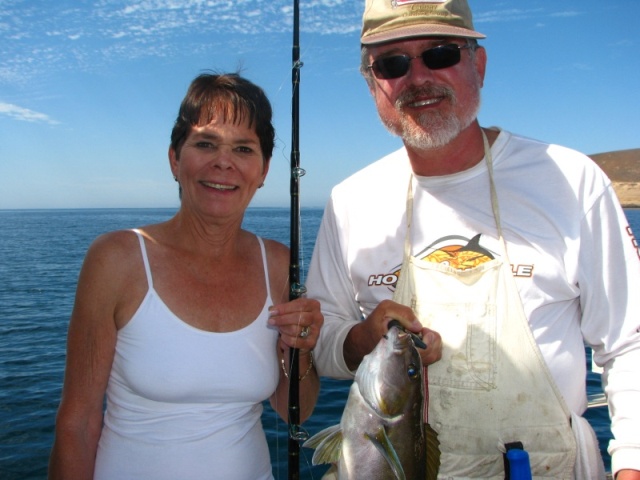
[94,231,279,480]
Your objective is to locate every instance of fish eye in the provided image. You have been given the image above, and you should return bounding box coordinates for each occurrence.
[407,363,419,379]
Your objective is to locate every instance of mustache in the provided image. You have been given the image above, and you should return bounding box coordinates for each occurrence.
[395,84,455,108]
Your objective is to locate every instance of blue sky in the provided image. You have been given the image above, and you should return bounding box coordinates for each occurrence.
[1,0,638,210]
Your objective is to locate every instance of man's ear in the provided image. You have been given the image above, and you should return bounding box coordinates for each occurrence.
[475,46,488,88]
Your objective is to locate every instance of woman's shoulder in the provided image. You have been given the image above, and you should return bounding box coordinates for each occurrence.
[87,229,141,257]
[260,236,289,257]
[259,237,289,270]
[81,229,146,281]
[71,229,153,332]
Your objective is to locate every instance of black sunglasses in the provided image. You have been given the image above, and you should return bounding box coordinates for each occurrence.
[368,43,472,80]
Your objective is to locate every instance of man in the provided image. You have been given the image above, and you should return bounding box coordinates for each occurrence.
[307,0,640,477]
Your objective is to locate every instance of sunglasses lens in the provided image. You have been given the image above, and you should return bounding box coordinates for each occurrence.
[371,56,411,80]
[371,44,465,79]
[423,44,462,70]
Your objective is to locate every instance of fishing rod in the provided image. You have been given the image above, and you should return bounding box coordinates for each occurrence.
[288,0,306,478]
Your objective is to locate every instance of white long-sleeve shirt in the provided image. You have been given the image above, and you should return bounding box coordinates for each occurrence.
[307,129,640,475]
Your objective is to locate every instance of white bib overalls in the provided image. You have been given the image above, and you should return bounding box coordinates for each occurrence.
[392,134,604,479]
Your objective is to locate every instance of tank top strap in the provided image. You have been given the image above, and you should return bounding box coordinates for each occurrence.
[256,236,271,301]
[129,231,267,299]
[131,229,153,289]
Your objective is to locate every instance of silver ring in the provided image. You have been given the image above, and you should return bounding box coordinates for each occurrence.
[299,326,310,338]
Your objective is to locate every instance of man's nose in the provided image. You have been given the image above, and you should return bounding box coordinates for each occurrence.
[406,56,438,85]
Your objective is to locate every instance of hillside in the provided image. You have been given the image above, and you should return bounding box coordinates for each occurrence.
[589,149,640,208]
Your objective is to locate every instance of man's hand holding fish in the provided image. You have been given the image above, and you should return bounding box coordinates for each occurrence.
[343,299,442,371]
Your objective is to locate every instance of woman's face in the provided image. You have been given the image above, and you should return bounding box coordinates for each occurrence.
[169,115,269,222]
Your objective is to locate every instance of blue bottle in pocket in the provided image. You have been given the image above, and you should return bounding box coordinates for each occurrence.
[506,448,532,480]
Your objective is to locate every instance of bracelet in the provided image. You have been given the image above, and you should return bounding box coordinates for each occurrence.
[281,351,314,381]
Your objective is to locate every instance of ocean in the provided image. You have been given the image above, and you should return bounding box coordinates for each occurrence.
[1,207,638,479]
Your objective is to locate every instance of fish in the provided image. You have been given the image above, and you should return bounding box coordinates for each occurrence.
[304,322,432,479]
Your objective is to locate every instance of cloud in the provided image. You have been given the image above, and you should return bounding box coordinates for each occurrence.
[474,7,583,24]
[474,8,544,24]
[0,0,361,84]
[550,11,582,18]
[1,1,587,85]
[0,102,59,124]
[609,39,633,47]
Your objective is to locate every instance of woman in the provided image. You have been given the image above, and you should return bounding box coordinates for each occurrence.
[48,73,323,480]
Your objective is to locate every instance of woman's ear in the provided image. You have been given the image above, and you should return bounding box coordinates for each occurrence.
[169,146,179,179]
[261,157,271,184]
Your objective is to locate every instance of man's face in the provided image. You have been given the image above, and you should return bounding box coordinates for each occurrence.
[366,37,486,150]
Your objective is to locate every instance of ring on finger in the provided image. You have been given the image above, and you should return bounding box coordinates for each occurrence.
[299,326,310,338]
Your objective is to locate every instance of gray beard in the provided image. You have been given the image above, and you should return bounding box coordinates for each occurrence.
[383,85,480,150]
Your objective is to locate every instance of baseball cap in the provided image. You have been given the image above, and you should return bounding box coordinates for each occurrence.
[361,0,486,45]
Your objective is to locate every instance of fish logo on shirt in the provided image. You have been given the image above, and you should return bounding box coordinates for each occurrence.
[368,234,496,290]
[418,233,494,270]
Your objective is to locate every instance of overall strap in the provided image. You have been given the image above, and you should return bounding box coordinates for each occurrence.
[483,131,510,262]
[404,131,501,257]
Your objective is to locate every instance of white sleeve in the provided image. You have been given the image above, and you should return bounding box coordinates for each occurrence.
[306,196,360,379]
[579,185,640,475]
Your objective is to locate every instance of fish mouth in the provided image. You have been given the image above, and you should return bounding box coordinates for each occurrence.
[390,334,412,352]
[386,320,425,349]
[201,181,238,191]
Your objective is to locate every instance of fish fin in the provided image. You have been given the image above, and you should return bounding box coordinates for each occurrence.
[425,423,441,480]
[365,427,406,480]
[303,424,341,449]
[303,424,343,465]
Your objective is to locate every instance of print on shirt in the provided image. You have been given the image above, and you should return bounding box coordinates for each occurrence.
[368,233,533,290]
[627,225,640,261]
[417,233,495,270]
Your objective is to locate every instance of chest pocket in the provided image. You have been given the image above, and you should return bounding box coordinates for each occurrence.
[402,258,502,391]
